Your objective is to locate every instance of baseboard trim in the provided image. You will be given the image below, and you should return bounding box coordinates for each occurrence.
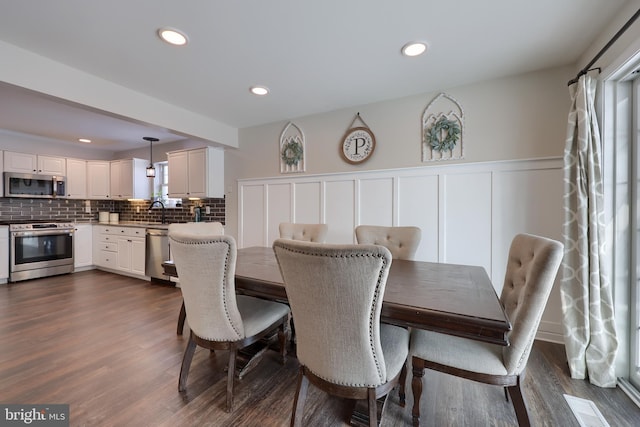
[536,330,564,344]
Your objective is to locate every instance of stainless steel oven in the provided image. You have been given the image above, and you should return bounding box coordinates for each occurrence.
[9,222,74,282]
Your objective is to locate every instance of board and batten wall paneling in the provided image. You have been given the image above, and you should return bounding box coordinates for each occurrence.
[294,182,322,224]
[240,184,266,248]
[325,180,356,244]
[358,177,394,227]
[238,157,564,342]
[267,183,292,243]
[397,175,440,262]
[492,165,564,341]
[441,171,493,275]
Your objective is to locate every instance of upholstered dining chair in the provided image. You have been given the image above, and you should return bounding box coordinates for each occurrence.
[169,224,290,412]
[355,225,422,260]
[409,233,563,427]
[273,239,409,427]
[279,222,328,243]
[176,222,224,336]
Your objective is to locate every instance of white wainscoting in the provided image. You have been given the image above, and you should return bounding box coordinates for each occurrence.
[238,156,564,342]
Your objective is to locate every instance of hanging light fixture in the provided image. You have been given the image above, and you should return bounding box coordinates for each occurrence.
[143,137,159,178]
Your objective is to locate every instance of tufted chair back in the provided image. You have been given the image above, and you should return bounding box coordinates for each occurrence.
[279,223,328,243]
[169,224,244,341]
[355,225,422,260]
[500,233,563,374]
[175,221,224,235]
[273,238,393,387]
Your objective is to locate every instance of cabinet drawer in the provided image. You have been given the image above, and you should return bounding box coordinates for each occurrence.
[101,226,126,235]
[99,250,117,269]
[124,227,145,238]
[100,242,117,252]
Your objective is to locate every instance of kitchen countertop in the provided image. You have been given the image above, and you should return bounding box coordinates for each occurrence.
[94,221,170,229]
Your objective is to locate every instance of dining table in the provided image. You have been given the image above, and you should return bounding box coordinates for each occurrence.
[163,246,511,346]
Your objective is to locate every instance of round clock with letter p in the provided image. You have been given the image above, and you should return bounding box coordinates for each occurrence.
[340,126,376,164]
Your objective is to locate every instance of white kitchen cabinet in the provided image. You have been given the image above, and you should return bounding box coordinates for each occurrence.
[87,161,111,199]
[0,226,8,284]
[110,158,150,200]
[66,158,87,199]
[4,151,66,175]
[93,225,146,278]
[116,235,146,276]
[167,147,224,198]
[74,223,93,270]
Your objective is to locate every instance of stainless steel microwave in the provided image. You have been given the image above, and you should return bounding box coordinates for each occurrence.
[3,172,66,199]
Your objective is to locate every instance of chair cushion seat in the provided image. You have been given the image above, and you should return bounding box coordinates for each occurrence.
[410,329,508,376]
[381,324,410,380]
[237,295,290,338]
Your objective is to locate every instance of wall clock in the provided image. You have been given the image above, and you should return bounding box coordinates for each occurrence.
[340,126,376,164]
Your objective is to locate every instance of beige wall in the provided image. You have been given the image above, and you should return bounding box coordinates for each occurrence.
[226,65,573,237]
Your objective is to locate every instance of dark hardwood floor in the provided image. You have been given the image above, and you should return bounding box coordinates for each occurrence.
[1,270,639,426]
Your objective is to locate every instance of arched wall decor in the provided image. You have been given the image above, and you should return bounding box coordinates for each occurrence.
[422,92,464,162]
[279,121,306,173]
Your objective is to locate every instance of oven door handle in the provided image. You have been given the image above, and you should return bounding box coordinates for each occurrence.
[12,230,74,237]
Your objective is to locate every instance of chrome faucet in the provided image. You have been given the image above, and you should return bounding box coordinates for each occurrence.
[148,200,166,224]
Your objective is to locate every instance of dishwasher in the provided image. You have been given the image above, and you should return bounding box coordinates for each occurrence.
[145,228,172,284]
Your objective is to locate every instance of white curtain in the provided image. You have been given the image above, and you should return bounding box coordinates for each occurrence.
[561,74,618,387]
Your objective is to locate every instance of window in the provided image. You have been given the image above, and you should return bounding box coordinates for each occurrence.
[151,162,182,208]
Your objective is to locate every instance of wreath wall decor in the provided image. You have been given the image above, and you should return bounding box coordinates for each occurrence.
[422,93,464,162]
[279,122,306,173]
[425,117,461,152]
[281,139,303,166]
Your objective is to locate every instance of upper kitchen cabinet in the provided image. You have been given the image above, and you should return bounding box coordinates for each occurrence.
[4,151,66,175]
[110,158,150,200]
[87,160,111,199]
[167,147,224,198]
[66,158,87,199]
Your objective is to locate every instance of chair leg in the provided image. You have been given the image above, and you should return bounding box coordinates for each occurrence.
[291,367,309,427]
[411,358,425,427]
[278,320,288,364]
[178,335,197,392]
[367,388,378,427]
[176,300,186,335]
[226,350,237,412]
[398,360,407,407]
[507,383,531,427]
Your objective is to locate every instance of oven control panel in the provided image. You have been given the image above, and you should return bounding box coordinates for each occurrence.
[10,222,75,231]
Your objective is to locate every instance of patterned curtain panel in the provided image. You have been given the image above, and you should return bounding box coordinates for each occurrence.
[561,75,618,387]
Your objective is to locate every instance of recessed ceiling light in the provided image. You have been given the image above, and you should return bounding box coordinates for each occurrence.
[158,27,188,46]
[78,138,91,143]
[250,86,269,96]
[401,42,427,57]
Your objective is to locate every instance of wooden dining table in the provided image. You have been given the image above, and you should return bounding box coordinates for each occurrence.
[163,246,511,346]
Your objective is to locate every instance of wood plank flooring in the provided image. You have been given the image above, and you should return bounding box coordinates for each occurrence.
[1,270,639,426]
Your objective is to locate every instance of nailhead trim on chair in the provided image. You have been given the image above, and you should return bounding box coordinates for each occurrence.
[171,237,243,340]
[275,244,388,386]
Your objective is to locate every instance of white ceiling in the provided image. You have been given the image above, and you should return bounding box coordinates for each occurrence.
[0,0,631,152]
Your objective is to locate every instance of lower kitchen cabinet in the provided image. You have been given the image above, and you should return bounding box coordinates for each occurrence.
[74,224,93,270]
[116,235,145,276]
[93,225,146,278]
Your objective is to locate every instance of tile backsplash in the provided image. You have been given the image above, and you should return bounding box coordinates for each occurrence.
[0,197,225,224]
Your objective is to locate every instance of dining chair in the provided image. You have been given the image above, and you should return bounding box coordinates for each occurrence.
[175,222,224,335]
[279,222,328,243]
[355,225,421,260]
[169,224,291,412]
[409,233,563,427]
[273,239,409,427]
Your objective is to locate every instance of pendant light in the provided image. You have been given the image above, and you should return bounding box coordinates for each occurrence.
[143,137,159,178]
